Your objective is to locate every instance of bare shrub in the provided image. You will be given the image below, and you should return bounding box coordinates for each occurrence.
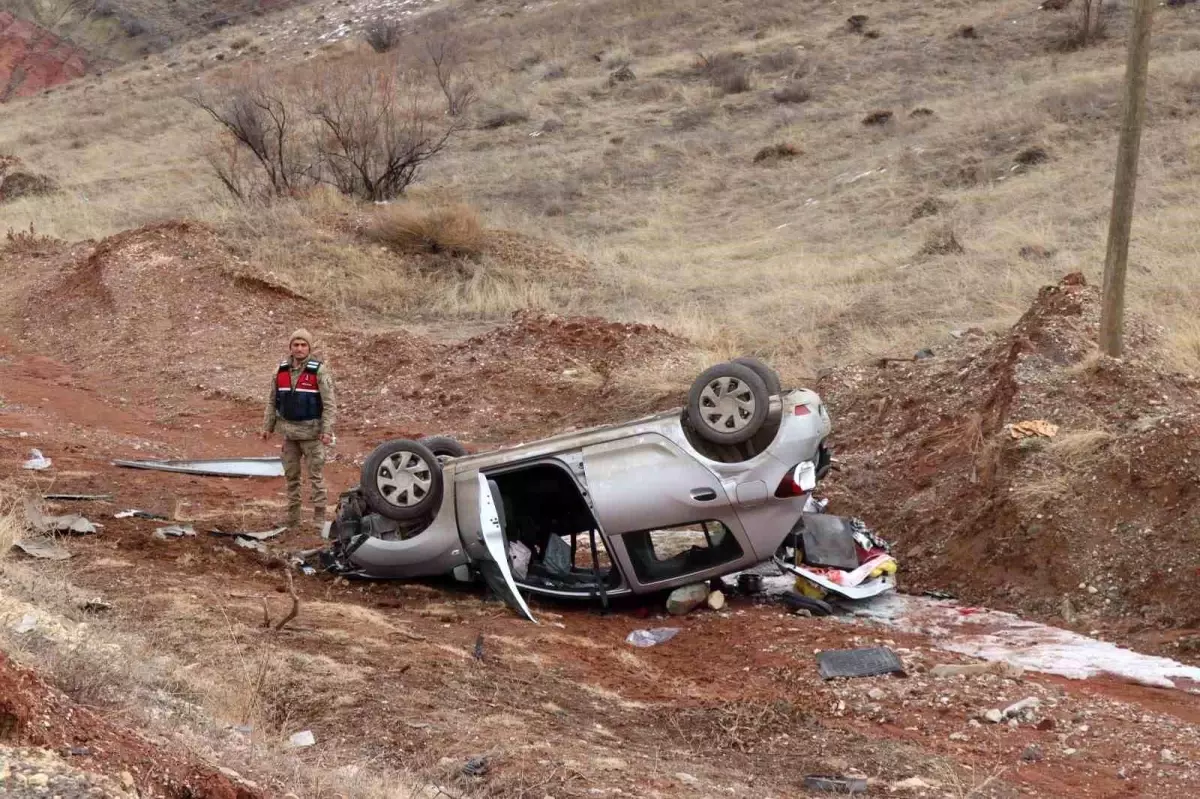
[910,197,945,221]
[365,201,483,259]
[771,81,810,104]
[423,34,478,116]
[191,53,469,202]
[364,18,403,53]
[307,60,467,201]
[1055,0,1110,51]
[696,52,753,95]
[862,109,893,126]
[0,171,57,203]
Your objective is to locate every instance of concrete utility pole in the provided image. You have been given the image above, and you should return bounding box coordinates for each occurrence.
[1098,0,1156,357]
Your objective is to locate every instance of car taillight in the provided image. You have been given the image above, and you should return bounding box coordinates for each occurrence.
[775,461,817,497]
[794,404,811,416]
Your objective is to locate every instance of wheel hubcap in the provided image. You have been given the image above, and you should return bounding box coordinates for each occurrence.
[375,451,433,507]
[699,376,756,433]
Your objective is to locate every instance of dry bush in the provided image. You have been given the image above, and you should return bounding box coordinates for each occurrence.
[1048,429,1114,470]
[910,197,945,221]
[918,226,965,257]
[0,491,24,557]
[365,201,484,259]
[757,47,798,72]
[1054,0,1110,51]
[0,170,57,202]
[191,52,470,202]
[1008,474,1072,507]
[696,52,753,95]
[753,142,800,164]
[364,18,403,53]
[771,81,810,104]
[423,34,478,116]
[480,108,530,129]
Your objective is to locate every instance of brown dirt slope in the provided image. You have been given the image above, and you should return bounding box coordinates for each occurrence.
[13,220,692,446]
[820,273,1200,636]
[0,11,89,101]
[0,652,263,798]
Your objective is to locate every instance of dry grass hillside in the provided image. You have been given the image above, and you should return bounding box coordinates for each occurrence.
[3,0,1200,380]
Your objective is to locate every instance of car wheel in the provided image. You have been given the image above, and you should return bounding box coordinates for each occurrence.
[360,439,445,521]
[419,435,470,465]
[731,356,782,397]
[686,362,770,445]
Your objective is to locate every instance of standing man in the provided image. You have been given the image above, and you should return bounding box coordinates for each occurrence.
[261,329,337,530]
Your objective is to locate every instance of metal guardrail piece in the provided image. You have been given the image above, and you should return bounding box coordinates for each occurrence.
[111,457,284,478]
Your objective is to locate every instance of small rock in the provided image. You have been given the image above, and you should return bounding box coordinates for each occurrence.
[868,688,886,701]
[949,732,969,742]
[1003,697,1040,718]
[674,772,698,785]
[1087,585,1099,595]
[666,583,709,615]
[121,773,136,789]
[707,590,726,611]
[27,774,49,788]
[890,776,937,792]
[968,719,982,728]
[984,708,1004,724]
[1064,748,1078,756]
[1161,748,1180,764]
[1021,745,1045,763]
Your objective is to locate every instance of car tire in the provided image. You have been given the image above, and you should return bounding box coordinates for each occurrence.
[686,362,770,445]
[360,439,445,521]
[419,435,470,464]
[731,356,782,397]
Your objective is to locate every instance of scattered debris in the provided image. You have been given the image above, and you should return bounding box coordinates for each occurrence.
[286,730,315,749]
[626,628,680,647]
[983,708,1004,724]
[930,661,1025,679]
[804,774,868,794]
[42,493,113,501]
[666,583,709,615]
[923,589,955,600]
[462,756,490,777]
[914,348,935,361]
[25,499,98,535]
[816,646,906,680]
[473,632,485,660]
[22,448,51,470]
[210,527,286,543]
[1008,420,1059,439]
[154,525,196,539]
[112,456,284,478]
[12,537,71,561]
[1003,696,1040,720]
[80,598,112,613]
[115,509,169,520]
[737,573,763,594]
[890,776,938,792]
[14,613,37,634]
[1021,744,1045,763]
[234,537,267,553]
[781,591,833,616]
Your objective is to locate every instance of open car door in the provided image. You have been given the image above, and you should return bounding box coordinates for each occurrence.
[475,473,538,623]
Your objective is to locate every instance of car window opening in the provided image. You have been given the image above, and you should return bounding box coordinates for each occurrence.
[622,521,745,584]
[489,463,622,594]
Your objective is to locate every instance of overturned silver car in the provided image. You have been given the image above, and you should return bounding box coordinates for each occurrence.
[321,358,896,620]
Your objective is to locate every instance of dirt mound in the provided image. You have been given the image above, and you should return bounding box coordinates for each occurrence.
[338,311,693,444]
[21,220,323,407]
[0,652,262,798]
[0,12,89,101]
[820,274,1200,637]
[481,229,591,277]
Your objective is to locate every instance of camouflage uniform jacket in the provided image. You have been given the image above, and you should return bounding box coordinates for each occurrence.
[263,357,337,441]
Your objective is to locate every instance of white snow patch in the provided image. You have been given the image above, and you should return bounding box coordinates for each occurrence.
[846,593,1200,692]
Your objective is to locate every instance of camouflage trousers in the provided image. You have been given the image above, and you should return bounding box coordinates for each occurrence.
[281,437,326,524]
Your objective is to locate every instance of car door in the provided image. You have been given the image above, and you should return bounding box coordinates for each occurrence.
[581,433,757,589]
